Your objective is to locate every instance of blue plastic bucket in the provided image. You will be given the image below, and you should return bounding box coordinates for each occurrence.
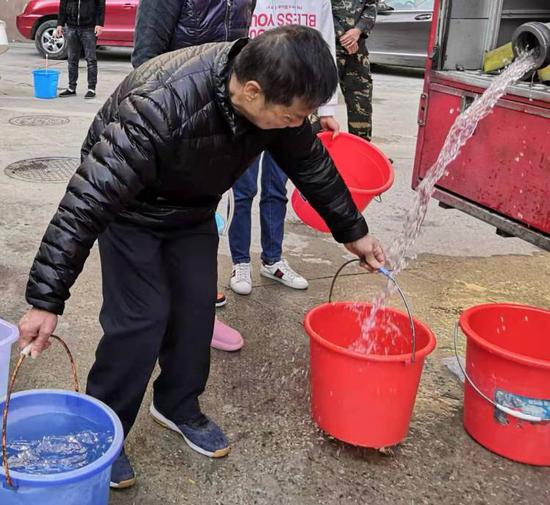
[0,320,18,400]
[0,390,123,504]
[32,69,60,99]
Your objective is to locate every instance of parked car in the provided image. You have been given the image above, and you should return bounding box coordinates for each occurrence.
[368,0,434,67]
[0,20,9,56]
[16,0,138,60]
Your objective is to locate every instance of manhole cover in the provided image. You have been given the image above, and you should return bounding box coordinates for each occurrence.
[8,115,71,127]
[4,157,79,183]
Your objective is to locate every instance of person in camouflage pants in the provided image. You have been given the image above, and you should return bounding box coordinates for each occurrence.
[331,0,377,140]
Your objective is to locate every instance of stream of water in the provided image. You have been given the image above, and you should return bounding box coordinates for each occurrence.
[349,53,537,355]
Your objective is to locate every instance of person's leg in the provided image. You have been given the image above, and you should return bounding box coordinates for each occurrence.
[64,27,80,92]
[335,45,349,117]
[86,221,170,437]
[341,49,373,141]
[92,223,165,488]
[228,157,260,294]
[259,152,288,265]
[154,218,218,422]
[80,27,98,94]
[152,218,229,458]
[258,152,308,289]
[228,158,260,264]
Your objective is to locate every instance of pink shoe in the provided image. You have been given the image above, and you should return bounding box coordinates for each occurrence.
[211,319,244,352]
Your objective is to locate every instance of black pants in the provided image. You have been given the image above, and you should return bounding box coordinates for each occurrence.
[65,26,97,90]
[86,219,218,436]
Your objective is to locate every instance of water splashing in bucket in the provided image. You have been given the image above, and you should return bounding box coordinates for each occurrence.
[6,414,113,475]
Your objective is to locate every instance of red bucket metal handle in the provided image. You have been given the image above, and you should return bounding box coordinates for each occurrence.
[328,259,417,363]
[453,324,545,423]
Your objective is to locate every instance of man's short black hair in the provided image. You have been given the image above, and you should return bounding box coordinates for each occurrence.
[233,25,338,109]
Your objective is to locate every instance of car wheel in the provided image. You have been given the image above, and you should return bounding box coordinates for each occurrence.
[35,20,67,60]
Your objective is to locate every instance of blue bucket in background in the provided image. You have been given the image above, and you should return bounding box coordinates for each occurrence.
[32,69,60,99]
[0,320,18,400]
[0,390,123,505]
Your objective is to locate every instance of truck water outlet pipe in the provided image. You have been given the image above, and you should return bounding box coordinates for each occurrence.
[512,22,550,69]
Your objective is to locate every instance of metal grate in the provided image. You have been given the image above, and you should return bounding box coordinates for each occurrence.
[4,157,79,183]
[8,115,71,127]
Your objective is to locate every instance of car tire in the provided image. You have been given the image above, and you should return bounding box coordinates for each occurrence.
[35,20,67,60]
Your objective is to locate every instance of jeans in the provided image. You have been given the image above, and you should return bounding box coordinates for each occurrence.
[65,26,97,90]
[229,152,288,265]
[86,219,218,436]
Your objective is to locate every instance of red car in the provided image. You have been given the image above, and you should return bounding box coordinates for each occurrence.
[16,0,138,59]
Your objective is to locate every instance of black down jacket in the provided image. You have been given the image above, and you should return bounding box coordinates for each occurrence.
[58,0,106,28]
[132,0,256,68]
[26,40,368,315]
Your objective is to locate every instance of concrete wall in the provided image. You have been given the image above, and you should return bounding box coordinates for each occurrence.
[0,0,32,41]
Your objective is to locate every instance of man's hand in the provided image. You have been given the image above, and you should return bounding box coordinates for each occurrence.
[319,116,340,139]
[18,308,58,359]
[95,25,103,37]
[344,235,386,272]
[54,25,63,38]
[346,42,359,55]
[340,28,362,49]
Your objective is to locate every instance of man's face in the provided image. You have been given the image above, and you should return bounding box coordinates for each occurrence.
[245,96,315,130]
[230,77,316,130]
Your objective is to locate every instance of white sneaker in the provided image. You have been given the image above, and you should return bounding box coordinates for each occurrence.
[260,259,309,290]
[230,263,252,295]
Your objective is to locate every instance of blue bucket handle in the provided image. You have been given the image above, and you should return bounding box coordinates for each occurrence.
[328,259,417,363]
[2,335,80,488]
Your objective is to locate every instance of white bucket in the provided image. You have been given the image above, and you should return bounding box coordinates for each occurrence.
[0,20,9,56]
[0,319,18,400]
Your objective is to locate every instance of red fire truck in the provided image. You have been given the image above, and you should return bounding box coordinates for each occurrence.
[412,0,550,250]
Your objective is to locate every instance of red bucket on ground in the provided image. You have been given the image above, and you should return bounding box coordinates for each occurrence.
[460,303,550,466]
[305,302,436,448]
[291,132,394,233]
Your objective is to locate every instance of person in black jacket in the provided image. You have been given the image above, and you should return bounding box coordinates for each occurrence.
[132,0,256,69]
[55,0,105,99]
[18,26,385,489]
[132,0,256,352]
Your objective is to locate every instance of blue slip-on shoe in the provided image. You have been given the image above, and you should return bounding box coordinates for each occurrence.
[150,403,230,458]
[110,448,136,489]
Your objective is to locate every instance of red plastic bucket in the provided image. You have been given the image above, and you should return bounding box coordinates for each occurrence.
[459,303,550,466]
[291,132,394,233]
[305,302,436,448]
